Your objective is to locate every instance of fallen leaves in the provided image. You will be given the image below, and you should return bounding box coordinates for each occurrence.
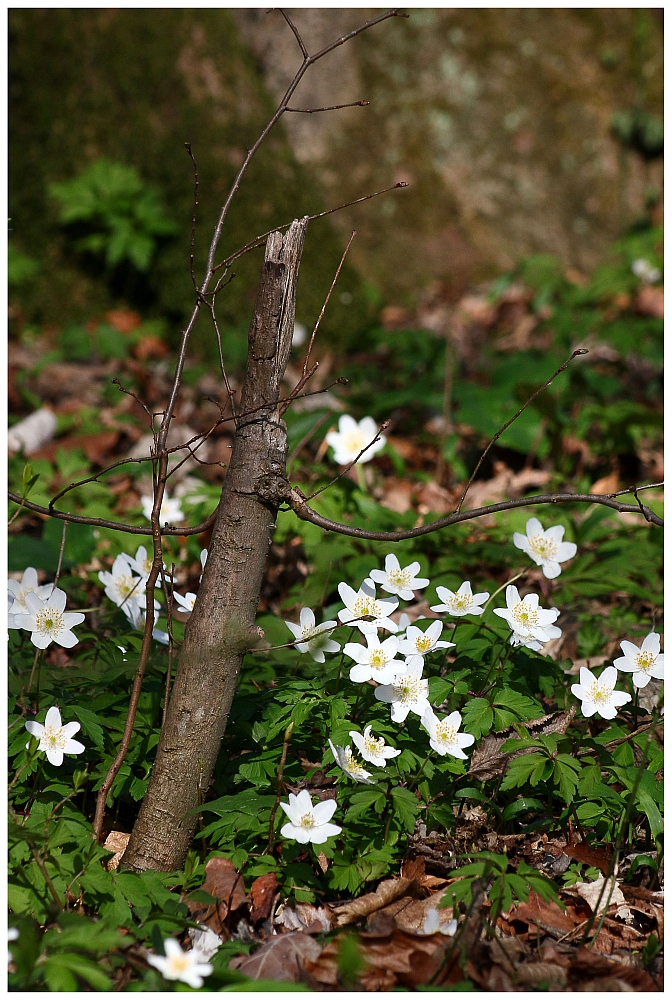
[230,932,322,983]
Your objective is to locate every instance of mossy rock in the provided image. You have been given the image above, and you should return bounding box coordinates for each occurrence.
[8,8,369,360]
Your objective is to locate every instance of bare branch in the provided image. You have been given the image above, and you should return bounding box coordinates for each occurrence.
[9,492,217,536]
[211,182,408,276]
[286,100,370,113]
[305,420,391,501]
[302,230,356,379]
[455,349,589,514]
[184,143,199,292]
[278,8,308,58]
[288,488,664,539]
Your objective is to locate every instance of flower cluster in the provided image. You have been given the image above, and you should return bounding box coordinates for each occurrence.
[279,515,660,849]
[8,569,85,649]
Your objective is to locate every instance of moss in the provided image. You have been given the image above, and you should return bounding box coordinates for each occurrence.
[9,9,369,359]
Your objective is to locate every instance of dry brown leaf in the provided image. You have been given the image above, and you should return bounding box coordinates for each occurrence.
[415,480,454,515]
[501,890,577,938]
[570,946,660,991]
[102,831,130,871]
[248,872,278,924]
[304,929,452,991]
[635,285,664,319]
[105,308,141,333]
[590,470,620,495]
[132,334,168,360]
[186,856,247,932]
[379,477,414,514]
[327,878,415,928]
[230,932,322,983]
[468,707,575,780]
[563,841,612,875]
[387,890,455,935]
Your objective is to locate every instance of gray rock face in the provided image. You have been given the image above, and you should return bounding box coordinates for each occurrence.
[235,8,663,302]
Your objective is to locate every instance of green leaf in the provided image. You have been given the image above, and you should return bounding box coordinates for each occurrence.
[462,698,494,738]
[637,791,664,841]
[390,786,420,833]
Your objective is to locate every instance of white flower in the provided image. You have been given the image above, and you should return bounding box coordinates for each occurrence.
[13,589,85,649]
[279,789,341,845]
[325,414,386,466]
[188,925,222,962]
[571,666,631,720]
[152,628,170,645]
[99,554,144,609]
[121,545,153,579]
[140,494,184,526]
[344,632,403,684]
[431,581,489,617]
[398,620,454,668]
[421,708,475,759]
[613,633,664,689]
[173,592,197,614]
[328,739,374,784]
[493,586,561,648]
[285,607,340,662]
[349,725,401,767]
[369,553,429,600]
[632,258,661,284]
[199,548,208,579]
[513,518,577,579]
[25,706,85,766]
[375,659,430,723]
[8,926,19,965]
[338,578,398,634]
[422,908,457,937]
[147,938,213,989]
[7,567,53,615]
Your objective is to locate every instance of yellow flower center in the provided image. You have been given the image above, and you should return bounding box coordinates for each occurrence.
[389,568,412,588]
[353,596,381,618]
[512,601,539,627]
[343,748,369,779]
[34,608,65,636]
[299,812,315,828]
[451,594,470,611]
[528,534,558,559]
[369,649,387,669]
[415,635,433,653]
[364,733,386,754]
[118,576,135,597]
[635,651,656,673]
[392,676,425,704]
[41,724,68,750]
[168,954,190,974]
[343,431,366,454]
[437,723,457,745]
[587,681,610,703]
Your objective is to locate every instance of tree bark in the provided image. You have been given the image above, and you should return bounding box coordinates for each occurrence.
[122,219,307,872]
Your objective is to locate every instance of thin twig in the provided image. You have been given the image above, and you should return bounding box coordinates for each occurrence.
[267,722,294,851]
[185,143,199,292]
[305,420,391,501]
[455,349,589,514]
[287,411,332,466]
[286,100,370,113]
[211,181,408,276]
[52,519,68,591]
[302,231,356,379]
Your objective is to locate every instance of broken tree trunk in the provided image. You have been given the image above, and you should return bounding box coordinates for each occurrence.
[122,219,308,872]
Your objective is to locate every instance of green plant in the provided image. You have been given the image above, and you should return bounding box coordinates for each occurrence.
[49,159,177,271]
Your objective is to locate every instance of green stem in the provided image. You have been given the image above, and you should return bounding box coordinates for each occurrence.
[407,752,432,792]
[355,463,367,494]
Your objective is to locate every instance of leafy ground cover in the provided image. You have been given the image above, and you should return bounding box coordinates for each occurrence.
[8,227,663,991]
